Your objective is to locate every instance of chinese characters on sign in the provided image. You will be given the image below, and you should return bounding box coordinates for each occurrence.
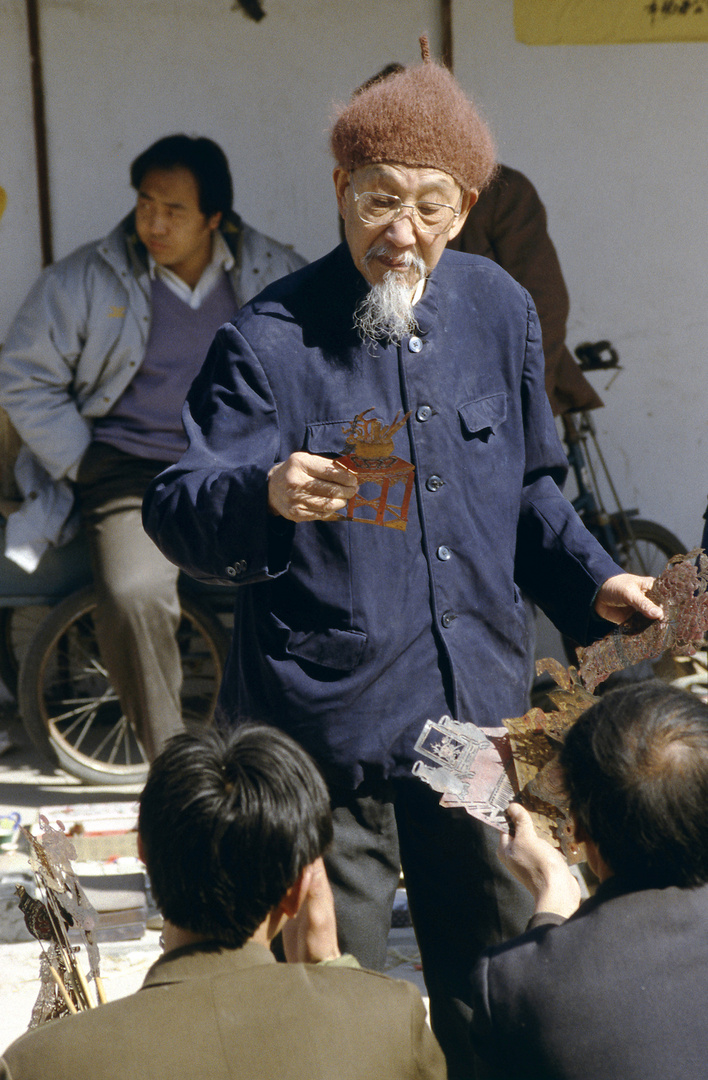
[515,0,708,43]
[645,1,705,20]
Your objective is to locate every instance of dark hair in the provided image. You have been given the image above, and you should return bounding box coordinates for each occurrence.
[354,63,406,96]
[130,134,233,218]
[560,682,708,888]
[138,725,333,947]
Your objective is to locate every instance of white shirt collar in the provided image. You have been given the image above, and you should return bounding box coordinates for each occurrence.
[148,231,235,310]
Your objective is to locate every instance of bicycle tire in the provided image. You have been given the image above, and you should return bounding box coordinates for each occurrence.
[0,606,51,697]
[562,517,686,666]
[609,516,686,578]
[18,585,228,785]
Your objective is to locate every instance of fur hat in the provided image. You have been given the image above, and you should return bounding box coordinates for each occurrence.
[330,38,497,193]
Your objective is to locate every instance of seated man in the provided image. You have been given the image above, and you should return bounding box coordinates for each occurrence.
[467,680,708,1080]
[1,726,446,1079]
[0,134,305,760]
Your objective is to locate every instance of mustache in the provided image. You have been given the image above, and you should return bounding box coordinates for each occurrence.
[363,244,428,280]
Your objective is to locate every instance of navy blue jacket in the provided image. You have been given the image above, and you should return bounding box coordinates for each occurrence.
[143,244,619,787]
[468,878,708,1080]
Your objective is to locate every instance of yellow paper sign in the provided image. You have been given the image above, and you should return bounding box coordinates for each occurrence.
[515,0,708,44]
[0,186,6,223]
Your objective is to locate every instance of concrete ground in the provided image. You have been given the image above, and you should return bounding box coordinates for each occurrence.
[0,704,425,1051]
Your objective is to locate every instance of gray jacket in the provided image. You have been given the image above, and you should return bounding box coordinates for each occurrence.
[0,212,305,569]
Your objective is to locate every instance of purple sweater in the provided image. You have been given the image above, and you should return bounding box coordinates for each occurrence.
[94,274,236,461]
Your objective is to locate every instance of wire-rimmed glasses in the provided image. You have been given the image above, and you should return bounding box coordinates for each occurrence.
[352,190,461,235]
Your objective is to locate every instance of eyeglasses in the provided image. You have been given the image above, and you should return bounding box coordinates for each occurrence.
[352,190,461,235]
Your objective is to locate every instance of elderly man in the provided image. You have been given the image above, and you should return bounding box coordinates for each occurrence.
[1,725,445,1079]
[143,44,661,1077]
[468,681,708,1080]
[0,134,305,760]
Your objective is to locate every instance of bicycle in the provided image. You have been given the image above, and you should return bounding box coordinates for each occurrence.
[559,340,686,662]
[0,523,235,785]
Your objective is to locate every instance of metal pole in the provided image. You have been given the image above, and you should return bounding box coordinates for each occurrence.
[441,0,454,71]
[26,0,53,266]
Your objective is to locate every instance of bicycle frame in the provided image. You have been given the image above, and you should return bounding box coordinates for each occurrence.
[562,411,642,565]
[562,337,685,578]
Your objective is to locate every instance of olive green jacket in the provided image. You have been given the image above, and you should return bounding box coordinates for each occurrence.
[0,941,446,1080]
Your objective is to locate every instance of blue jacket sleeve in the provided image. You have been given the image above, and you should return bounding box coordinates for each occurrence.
[513,297,620,644]
[142,322,294,586]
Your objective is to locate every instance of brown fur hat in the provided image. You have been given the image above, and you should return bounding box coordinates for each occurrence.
[330,38,497,193]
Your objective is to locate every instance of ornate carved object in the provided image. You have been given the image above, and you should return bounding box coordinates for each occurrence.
[576,549,708,691]
[334,408,415,530]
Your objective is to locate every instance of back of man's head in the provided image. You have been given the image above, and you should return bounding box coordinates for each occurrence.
[138,725,333,947]
[560,681,708,888]
[130,134,233,218]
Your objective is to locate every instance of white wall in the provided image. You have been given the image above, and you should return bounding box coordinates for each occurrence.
[0,0,441,319]
[454,0,708,550]
[0,0,705,549]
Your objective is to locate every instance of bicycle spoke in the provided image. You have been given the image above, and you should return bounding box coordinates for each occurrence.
[92,714,140,765]
[21,588,225,781]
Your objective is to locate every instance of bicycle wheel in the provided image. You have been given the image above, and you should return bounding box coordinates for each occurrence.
[18,585,229,785]
[609,516,685,578]
[0,606,51,697]
[562,517,686,667]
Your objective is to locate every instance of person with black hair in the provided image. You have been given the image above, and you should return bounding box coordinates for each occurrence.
[0,135,305,759]
[468,680,708,1080]
[0,725,446,1079]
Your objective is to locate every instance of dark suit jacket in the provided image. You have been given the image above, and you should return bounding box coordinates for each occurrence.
[0,940,446,1080]
[468,877,708,1080]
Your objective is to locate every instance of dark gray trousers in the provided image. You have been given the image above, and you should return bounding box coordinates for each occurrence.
[325,777,533,1080]
[74,443,184,760]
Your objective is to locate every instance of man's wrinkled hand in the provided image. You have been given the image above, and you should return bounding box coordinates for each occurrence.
[593,572,663,625]
[282,857,340,963]
[268,452,358,522]
[499,804,581,917]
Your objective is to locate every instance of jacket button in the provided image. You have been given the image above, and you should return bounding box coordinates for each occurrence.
[441,610,457,628]
[437,545,452,561]
[408,336,423,353]
[226,566,237,577]
[426,475,444,492]
[416,405,433,422]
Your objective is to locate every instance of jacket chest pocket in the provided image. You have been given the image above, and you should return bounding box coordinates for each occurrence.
[303,420,352,456]
[457,393,507,444]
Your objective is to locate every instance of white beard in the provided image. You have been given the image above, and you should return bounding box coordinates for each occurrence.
[353,246,428,344]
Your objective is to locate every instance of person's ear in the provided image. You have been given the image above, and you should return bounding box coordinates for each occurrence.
[570,813,590,845]
[333,168,352,221]
[447,188,477,240]
[207,210,222,232]
[570,814,614,882]
[278,864,314,919]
